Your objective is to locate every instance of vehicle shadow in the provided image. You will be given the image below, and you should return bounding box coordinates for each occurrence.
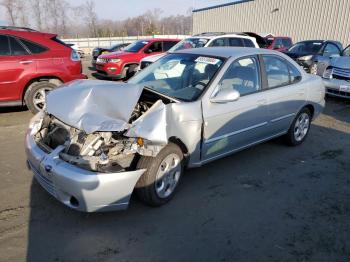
[26,117,350,261]
[0,105,27,114]
[322,96,350,123]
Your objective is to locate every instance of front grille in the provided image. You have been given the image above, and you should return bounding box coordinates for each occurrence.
[327,88,350,98]
[140,61,152,69]
[332,67,350,81]
[29,161,56,197]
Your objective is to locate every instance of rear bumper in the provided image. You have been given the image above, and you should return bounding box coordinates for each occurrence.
[25,129,145,212]
[323,79,350,99]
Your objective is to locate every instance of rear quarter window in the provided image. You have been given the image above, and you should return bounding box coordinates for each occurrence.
[243,39,255,47]
[19,38,48,54]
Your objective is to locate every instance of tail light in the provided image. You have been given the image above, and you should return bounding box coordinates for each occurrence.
[71,50,80,62]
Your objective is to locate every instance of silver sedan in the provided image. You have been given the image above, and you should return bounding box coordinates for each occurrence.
[25,47,325,212]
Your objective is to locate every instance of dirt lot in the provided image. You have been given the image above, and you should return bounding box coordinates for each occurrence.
[0,58,350,262]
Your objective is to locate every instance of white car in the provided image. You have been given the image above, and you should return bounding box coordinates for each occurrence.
[139,32,260,70]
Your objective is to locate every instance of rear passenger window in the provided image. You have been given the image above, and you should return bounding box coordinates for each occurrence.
[218,57,260,96]
[0,35,10,56]
[243,39,255,47]
[163,41,178,51]
[210,38,226,47]
[228,38,243,47]
[9,36,28,55]
[263,55,301,88]
[19,38,47,54]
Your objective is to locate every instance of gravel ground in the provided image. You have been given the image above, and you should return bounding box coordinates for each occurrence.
[0,58,349,262]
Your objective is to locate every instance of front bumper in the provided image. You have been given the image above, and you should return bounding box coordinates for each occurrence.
[25,130,145,212]
[323,78,350,99]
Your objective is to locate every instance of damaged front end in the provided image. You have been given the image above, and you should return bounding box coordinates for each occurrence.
[25,80,176,212]
[33,80,171,173]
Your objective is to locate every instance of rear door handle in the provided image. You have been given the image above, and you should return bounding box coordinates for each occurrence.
[19,60,33,65]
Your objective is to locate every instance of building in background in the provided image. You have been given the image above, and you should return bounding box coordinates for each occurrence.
[192,0,350,45]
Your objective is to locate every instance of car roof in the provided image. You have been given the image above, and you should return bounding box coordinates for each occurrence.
[137,38,180,42]
[174,47,282,58]
[188,33,255,40]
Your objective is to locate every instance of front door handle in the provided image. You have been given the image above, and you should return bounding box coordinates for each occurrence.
[19,60,33,65]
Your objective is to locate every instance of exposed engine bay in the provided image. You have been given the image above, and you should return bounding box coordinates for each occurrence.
[33,89,174,173]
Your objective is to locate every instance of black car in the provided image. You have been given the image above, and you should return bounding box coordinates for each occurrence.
[284,40,343,73]
[91,43,130,66]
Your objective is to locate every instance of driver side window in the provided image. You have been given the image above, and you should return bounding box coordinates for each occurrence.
[147,41,162,52]
[218,57,260,96]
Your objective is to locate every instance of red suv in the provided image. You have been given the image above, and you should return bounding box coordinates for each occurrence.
[264,36,293,52]
[95,38,179,80]
[0,26,87,113]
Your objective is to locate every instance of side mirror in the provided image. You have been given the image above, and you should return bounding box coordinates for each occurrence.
[144,49,153,54]
[210,88,240,103]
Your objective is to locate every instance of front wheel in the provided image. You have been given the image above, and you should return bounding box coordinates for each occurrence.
[135,143,184,206]
[285,108,311,146]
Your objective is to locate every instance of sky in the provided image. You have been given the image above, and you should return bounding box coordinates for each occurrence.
[71,0,233,19]
[0,0,233,24]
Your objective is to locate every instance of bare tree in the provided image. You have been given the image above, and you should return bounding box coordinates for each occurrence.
[1,0,18,25]
[30,0,43,30]
[83,0,98,37]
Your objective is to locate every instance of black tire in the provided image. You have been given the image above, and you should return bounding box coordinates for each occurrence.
[135,143,184,206]
[285,108,312,146]
[126,64,138,79]
[24,82,57,114]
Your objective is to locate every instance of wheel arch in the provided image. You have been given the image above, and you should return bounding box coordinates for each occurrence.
[168,137,189,164]
[303,104,315,119]
[22,76,63,104]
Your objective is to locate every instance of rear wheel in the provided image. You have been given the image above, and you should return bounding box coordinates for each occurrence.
[135,143,183,206]
[24,82,57,114]
[126,64,138,79]
[285,108,311,146]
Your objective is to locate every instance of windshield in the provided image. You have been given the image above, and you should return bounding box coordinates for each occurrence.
[169,38,209,52]
[129,53,224,101]
[342,45,350,56]
[288,41,323,54]
[123,40,149,53]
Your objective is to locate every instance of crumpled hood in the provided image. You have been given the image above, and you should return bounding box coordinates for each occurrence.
[46,80,143,134]
[330,56,350,69]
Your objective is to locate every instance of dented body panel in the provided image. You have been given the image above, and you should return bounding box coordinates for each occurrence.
[46,80,143,133]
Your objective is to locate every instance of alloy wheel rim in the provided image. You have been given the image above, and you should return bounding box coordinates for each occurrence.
[294,113,310,142]
[155,153,181,198]
[33,87,51,111]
